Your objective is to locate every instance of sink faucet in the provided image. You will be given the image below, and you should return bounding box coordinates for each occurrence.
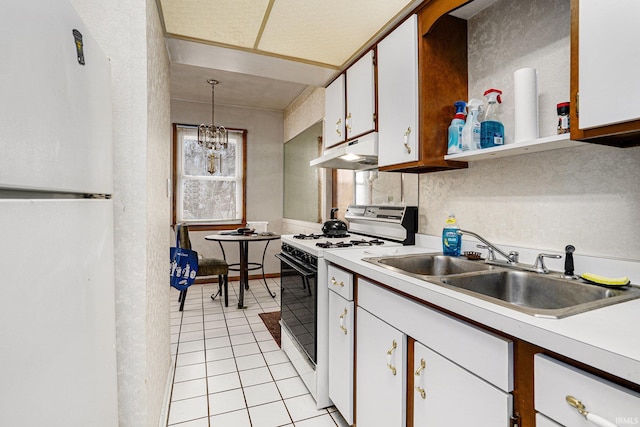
[457,229,519,263]
[457,229,560,274]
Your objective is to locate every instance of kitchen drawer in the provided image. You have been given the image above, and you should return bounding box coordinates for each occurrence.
[358,279,513,392]
[328,264,353,300]
[535,354,640,426]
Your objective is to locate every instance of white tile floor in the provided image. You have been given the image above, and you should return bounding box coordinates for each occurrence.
[168,278,349,427]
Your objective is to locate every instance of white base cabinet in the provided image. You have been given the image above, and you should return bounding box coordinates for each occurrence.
[413,341,513,426]
[356,307,406,427]
[328,289,354,425]
[356,278,513,426]
[535,354,640,426]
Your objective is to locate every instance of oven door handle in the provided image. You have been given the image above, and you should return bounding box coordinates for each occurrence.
[276,253,316,277]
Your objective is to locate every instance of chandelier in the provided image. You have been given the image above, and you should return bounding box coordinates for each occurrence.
[198,79,228,174]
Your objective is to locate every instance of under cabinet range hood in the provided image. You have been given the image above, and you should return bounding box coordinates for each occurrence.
[310,132,378,170]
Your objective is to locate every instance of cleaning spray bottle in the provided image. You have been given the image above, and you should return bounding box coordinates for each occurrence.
[447,101,466,155]
[442,213,461,256]
[460,99,483,151]
[480,88,504,148]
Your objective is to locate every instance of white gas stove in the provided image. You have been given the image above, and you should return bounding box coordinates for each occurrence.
[277,205,417,408]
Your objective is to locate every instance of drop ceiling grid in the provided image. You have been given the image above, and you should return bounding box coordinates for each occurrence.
[258,0,414,66]
[160,0,271,48]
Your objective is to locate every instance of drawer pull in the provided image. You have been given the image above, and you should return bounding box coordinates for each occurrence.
[339,308,348,335]
[416,386,426,399]
[415,358,426,376]
[565,395,617,427]
[346,113,352,132]
[386,340,397,376]
[335,118,342,137]
[330,277,344,287]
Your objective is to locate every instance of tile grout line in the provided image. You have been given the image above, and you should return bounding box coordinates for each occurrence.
[166,292,185,427]
[199,285,213,427]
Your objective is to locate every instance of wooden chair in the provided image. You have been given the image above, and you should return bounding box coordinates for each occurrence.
[176,224,229,311]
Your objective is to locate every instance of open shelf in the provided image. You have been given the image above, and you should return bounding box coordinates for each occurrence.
[444,134,584,162]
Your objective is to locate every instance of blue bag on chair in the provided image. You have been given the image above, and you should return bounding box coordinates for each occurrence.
[170,224,198,291]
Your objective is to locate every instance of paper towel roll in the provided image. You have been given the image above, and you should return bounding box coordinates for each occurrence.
[514,67,539,143]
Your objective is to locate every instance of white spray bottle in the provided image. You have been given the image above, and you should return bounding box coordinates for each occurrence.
[460,99,483,151]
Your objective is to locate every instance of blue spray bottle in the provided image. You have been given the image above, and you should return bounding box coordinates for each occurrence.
[447,101,466,155]
[480,88,504,148]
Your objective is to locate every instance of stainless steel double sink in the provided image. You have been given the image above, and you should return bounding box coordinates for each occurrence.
[363,253,640,318]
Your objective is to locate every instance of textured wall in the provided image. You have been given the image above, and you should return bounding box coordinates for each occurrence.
[69,0,172,425]
[468,0,570,143]
[283,86,325,143]
[419,0,640,260]
[145,1,172,425]
[171,100,284,274]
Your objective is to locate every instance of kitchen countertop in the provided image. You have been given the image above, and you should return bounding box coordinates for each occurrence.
[323,244,640,386]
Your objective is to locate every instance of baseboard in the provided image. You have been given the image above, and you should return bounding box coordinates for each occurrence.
[158,356,176,427]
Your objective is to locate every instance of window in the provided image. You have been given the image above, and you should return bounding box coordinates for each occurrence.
[172,124,246,228]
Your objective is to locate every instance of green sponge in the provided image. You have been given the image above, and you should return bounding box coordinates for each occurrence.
[581,272,630,286]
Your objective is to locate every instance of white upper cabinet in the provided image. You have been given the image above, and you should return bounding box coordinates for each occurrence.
[324,74,346,149]
[377,14,419,167]
[578,0,640,130]
[346,50,376,139]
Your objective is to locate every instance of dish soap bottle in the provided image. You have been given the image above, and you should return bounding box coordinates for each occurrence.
[447,101,467,154]
[480,88,504,148]
[460,99,483,151]
[442,213,461,256]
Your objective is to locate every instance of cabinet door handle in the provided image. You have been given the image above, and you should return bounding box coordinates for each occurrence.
[330,277,344,287]
[566,395,617,427]
[346,113,352,132]
[338,308,348,335]
[386,340,398,376]
[414,358,426,399]
[335,118,342,137]
[403,127,412,154]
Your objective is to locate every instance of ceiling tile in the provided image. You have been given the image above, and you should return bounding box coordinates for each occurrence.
[160,0,270,48]
[257,0,414,66]
[170,63,308,111]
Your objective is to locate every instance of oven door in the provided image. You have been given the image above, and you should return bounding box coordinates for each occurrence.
[276,252,318,365]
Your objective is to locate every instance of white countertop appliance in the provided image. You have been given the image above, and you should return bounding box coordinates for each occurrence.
[277,205,417,408]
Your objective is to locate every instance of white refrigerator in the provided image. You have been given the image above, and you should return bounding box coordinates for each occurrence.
[0,1,118,425]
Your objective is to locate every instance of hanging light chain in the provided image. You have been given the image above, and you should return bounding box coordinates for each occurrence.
[198,79,229,154]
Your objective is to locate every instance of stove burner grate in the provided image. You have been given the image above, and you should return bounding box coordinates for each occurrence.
[315,241,353,249]
[293,233,323,240]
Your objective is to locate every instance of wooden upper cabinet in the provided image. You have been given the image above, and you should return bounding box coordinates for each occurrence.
[571,0,640,147]
[380,0,469,172]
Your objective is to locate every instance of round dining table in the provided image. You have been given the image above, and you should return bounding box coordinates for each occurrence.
[205,232,280,308]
